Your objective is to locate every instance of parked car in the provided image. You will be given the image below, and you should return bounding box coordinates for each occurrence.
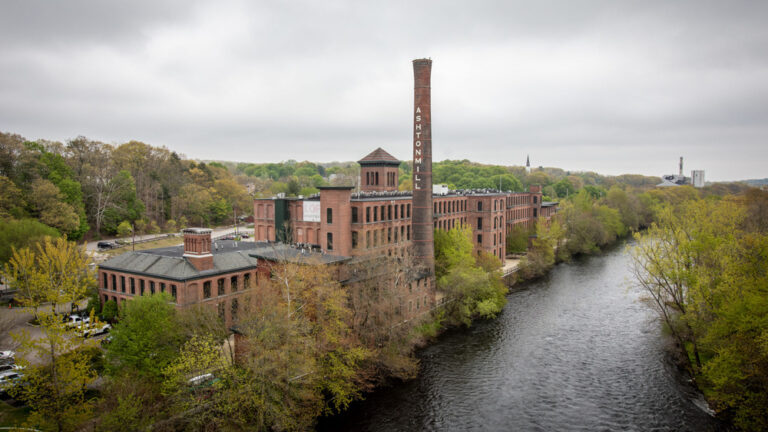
[0,370,23,394]
[239,233,250,239]
[80,322,111,338]
[64,314,90,328]
[0,363,24,373]
[97,241,116,250]
[0,351,14,362]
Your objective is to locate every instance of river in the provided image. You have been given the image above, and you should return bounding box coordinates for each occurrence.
[318,240,725,431]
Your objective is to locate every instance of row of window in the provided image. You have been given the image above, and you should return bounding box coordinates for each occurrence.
[351,203,412,224]
[477,216,505,230]
[255,204,274,219]
[202,273,252,299]
[508,208,537,220]
[435,218,465,230]
[351,225,412,249]
[102,273,177,300]
[506,195,538,207]
[477,231,504,245]
[434,199,468,215]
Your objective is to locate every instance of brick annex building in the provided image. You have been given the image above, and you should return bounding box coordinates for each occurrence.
[98,228,266,326]
[254,147,558,266]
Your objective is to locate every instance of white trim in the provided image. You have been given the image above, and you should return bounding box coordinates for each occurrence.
[183,253,213,258]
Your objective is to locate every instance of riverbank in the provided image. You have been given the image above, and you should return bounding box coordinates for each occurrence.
[318,239,725,431]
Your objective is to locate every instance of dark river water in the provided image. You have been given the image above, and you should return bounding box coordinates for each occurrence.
[319,241,724,431]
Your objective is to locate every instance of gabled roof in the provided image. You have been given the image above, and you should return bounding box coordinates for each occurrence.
[99,241,263,281]
[358,148,400,165]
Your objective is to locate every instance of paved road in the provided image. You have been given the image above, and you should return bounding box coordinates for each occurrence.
[84,225,252,251]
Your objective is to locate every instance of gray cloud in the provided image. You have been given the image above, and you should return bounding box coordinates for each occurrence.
[2,0,768,181]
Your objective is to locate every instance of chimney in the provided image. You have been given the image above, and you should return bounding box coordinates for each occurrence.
[679,157,683,177]
[412,58,434,275]
[183,228,214,271]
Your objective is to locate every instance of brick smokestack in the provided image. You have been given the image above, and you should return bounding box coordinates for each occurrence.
[412,58,434,275]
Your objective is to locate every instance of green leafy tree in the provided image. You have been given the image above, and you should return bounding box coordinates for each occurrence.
[29,178,81,235]
[10,312,97,432]
[435,226,507,326]
[0,175,25,218]
[0,218,60,264]
[164,219,177,233]
[519,218,566,279]
[100,299,118,322]
[116,221,133,238]
[2,237,95,318]
[631,197,768,429]
[105,293,185,382]
[505,224,530,254]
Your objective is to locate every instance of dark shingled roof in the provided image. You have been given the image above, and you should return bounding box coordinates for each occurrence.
[358,148,400,165]
[98,240,265,281]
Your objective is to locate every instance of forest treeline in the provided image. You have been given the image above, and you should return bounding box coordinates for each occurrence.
[510,178,768,430]
[631,188,768,430]
[0,132,251,261]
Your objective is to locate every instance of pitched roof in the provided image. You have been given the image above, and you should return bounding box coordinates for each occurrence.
[99,241,264,281]
[358,148,400,165]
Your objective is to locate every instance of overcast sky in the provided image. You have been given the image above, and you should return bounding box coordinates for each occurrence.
[2,1,767,181]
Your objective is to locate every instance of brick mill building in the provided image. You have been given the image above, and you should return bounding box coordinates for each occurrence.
[254,148,558,266]
[98,58,558,329]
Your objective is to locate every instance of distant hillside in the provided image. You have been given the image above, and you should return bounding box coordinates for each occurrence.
[742,178,768,186]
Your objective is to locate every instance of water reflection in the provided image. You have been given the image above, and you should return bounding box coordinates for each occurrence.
[319,241,724,431]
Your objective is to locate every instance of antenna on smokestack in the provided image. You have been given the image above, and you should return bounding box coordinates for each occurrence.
[679,157,683,177]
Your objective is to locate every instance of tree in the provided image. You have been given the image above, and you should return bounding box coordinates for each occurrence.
[160,334,231,427]
[631,197,768,429]
[519,218,566,279]
[435,226,507,326]
[100,299,118,322]
[29,178,80,235]
[98,170,145,234]
[506,224,530,254]
[105,293,185,382]
[2,237,94,318]
[10,312,97,431]
[0,175,25,218]
[0,218,60,264]
[116,221,133,238]
[164,219,177,233]
[553,178,575,198]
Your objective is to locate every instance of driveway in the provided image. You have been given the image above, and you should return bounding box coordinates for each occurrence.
[85,225,252,251]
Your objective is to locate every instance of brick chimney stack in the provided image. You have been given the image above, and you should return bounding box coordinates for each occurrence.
[183,228,214,271]
[412,58,434,276]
